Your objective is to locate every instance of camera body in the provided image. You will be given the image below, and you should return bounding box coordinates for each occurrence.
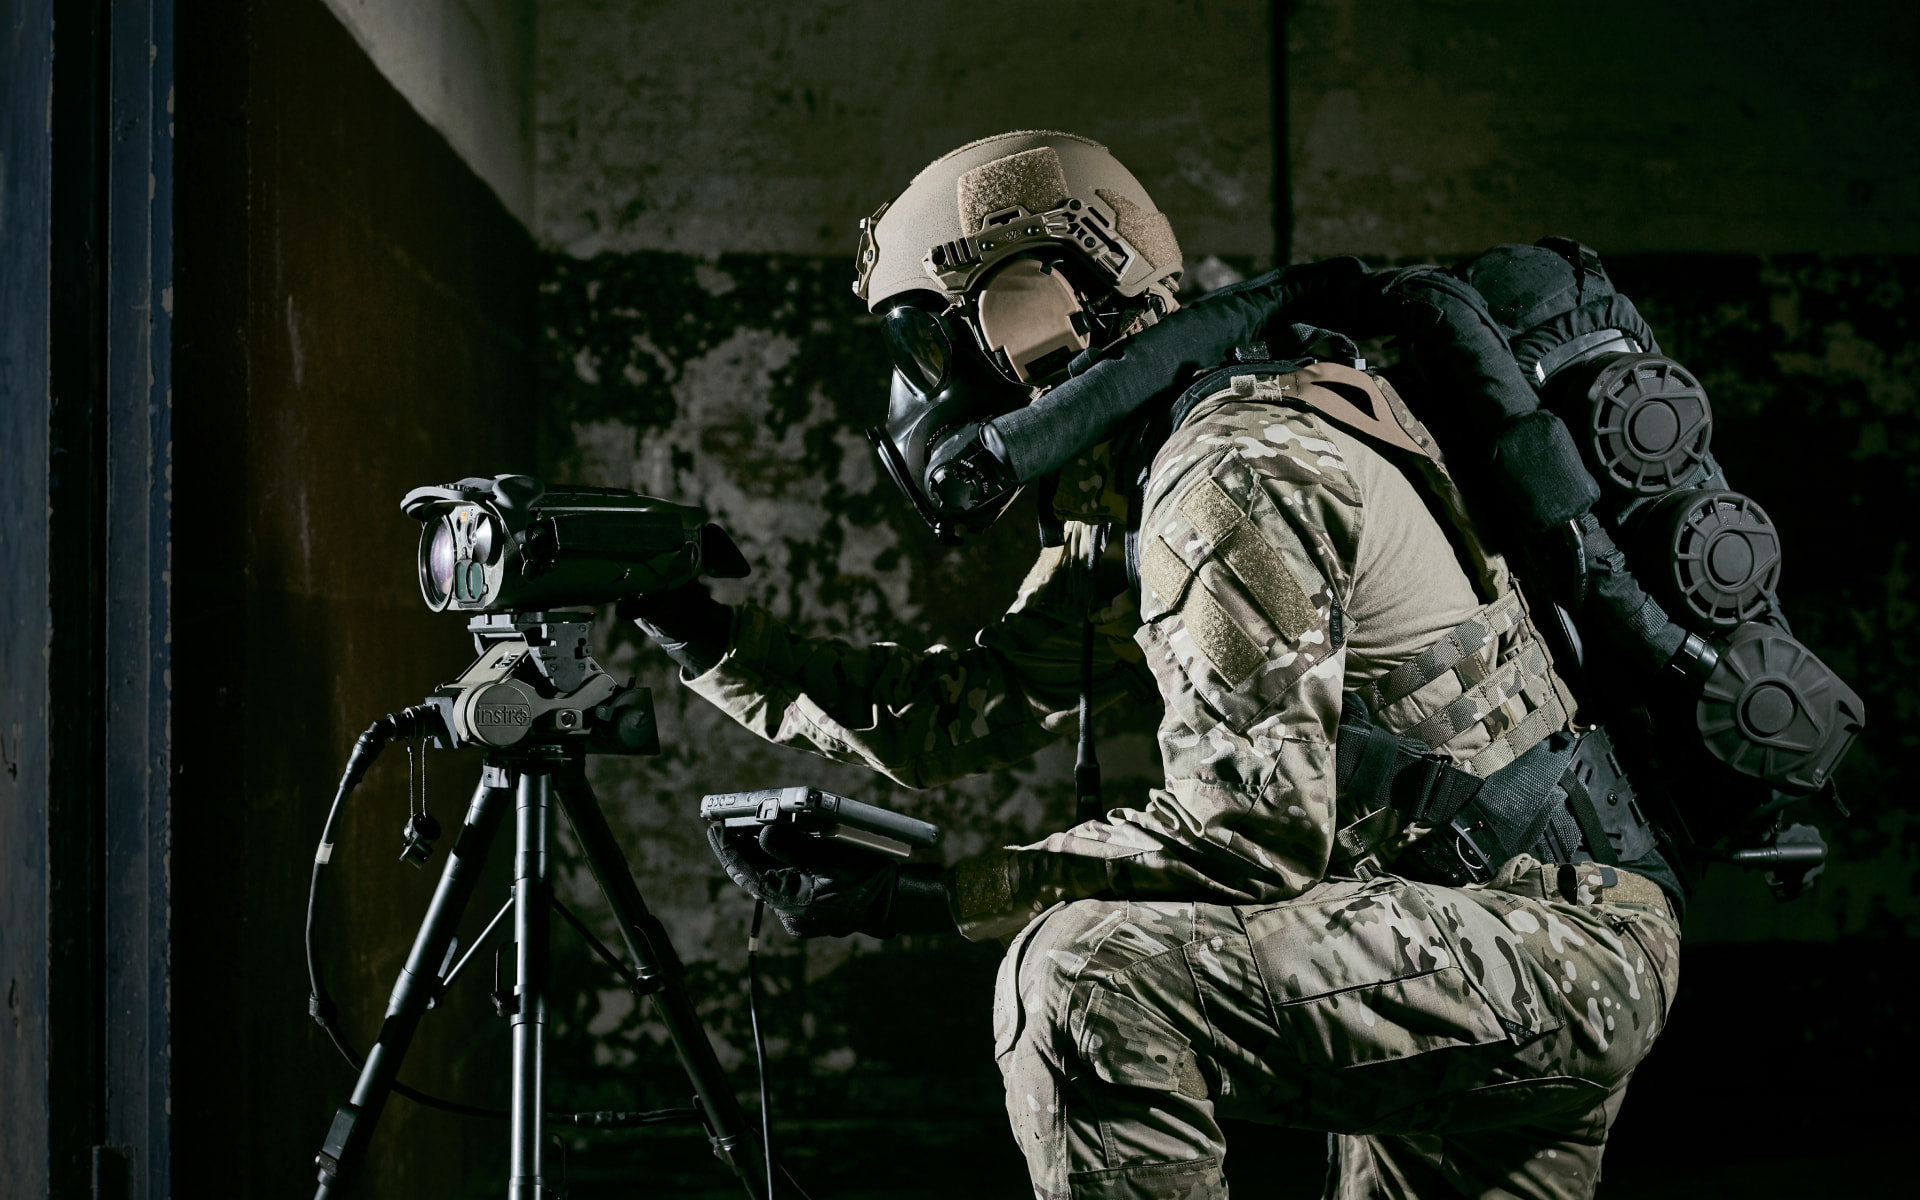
[402,474,748,615]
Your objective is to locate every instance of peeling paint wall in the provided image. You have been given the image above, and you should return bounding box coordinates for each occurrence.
[523,1,1917,1193]
[529,3,1276,1189]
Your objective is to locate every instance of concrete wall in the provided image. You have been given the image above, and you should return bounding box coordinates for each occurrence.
[520,1,1918,1194]
[320,0,536,226]
[187,1,1912,1193]
[536,0,1277,259]
[1288,0,1920,259]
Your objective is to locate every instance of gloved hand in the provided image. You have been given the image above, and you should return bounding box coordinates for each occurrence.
[706,823,952,939]
[617,581,734,677]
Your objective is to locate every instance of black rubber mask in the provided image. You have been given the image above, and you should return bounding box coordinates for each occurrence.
[867,297,1026,542]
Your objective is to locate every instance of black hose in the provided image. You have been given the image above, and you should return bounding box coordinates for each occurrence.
[987,258,1374,482]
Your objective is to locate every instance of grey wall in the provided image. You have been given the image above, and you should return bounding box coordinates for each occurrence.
[1288,0,1920,259]
[536,0,1277,259]
[320,0,537,225]
[187,0,1915,1194]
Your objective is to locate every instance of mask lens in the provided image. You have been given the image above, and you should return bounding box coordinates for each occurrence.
[883,304,951,395]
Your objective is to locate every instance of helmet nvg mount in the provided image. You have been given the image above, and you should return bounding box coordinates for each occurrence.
[858,131,1183,541]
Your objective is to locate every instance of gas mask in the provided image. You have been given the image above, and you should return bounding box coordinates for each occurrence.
[868,293,1027,542]
[854,132,1185,541]
[867,250,1164,542]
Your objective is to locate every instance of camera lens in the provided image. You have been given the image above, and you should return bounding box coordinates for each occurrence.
[423,519,457,607]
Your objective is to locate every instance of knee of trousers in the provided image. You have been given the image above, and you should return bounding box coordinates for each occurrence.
[994,901,1213,1103]
[993,901,1114,1067]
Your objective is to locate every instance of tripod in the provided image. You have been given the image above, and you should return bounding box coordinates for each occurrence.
[309,612,767,1199]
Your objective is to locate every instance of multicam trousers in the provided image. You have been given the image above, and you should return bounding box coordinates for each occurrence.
[993,857,1681,1199]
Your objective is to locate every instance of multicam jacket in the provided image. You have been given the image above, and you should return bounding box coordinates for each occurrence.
[686,367,1575,940]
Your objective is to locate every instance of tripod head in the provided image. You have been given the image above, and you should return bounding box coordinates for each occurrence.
[423,609,660,757]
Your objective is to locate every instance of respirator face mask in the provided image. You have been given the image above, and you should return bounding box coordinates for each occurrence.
[866,256,1107,542]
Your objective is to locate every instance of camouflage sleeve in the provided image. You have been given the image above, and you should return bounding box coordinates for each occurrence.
[683,525,1150,789]
[952,386,1364,941]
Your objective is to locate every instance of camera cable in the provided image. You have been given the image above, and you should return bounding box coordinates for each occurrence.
[743,899,819,1200]
[305,706,698,1130]
[749,900,776,1199]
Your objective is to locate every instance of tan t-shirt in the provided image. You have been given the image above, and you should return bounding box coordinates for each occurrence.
[1323,423,1484,689]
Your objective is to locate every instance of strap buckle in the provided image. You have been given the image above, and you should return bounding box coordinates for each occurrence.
[1442,818,1498,886]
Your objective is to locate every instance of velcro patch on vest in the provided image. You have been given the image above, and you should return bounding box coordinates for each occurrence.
[1179,476,1319,644]
[1139,533,1195,615]
[1142,463,1334,714]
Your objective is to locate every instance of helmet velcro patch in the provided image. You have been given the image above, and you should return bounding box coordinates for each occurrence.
[1096,187,1180,274]
[956,146,1071,235]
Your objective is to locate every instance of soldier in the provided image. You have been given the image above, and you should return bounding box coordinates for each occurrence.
[626,131,1683,1199]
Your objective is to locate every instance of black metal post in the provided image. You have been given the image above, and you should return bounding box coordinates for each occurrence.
[554,764,767,1198]
[508,764,554,1200]
[313,770,514,1197]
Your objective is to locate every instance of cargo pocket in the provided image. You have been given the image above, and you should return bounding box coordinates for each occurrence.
[1427,886,1567,1043]
[1078,987,1209,1100]
[1246,881,1537,1070]
[1271,966,1515,1069]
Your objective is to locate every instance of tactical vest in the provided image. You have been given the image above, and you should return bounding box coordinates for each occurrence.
[1143,354,1677,903]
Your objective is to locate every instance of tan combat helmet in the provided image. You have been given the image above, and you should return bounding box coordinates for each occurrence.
[854,131,1183,384]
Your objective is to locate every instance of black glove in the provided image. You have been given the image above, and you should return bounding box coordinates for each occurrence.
[706,823,951,939]
[617,581,733,677]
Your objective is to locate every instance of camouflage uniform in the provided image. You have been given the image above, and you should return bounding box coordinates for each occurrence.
[996,855,1678,1200]
[685,368,1682,1198]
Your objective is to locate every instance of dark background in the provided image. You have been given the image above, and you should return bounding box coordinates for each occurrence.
[3,1,1915,1197]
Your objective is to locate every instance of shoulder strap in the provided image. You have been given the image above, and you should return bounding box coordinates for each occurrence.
[1164,354,1515,603]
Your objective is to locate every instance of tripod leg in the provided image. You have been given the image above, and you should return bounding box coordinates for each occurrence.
[509,766,554,1200]
[314,767,514,1199]
[554,762,768,1199]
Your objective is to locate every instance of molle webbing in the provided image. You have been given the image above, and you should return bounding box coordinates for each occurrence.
[1362,590,1529,711]
[1359,592,1570,777]
[1264,364,1573,774]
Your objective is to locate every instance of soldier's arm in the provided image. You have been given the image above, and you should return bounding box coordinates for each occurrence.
[679,533,1150,789]
[949,394,1363,940]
